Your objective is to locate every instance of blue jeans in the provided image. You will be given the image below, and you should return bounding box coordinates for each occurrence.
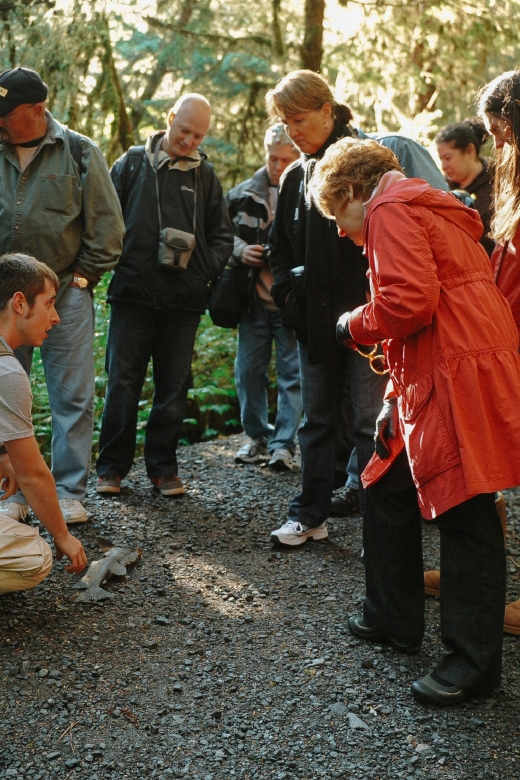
[96,302,200,480]
[235,308,302,453]
[288,343,386,527]
[12,286,95,503]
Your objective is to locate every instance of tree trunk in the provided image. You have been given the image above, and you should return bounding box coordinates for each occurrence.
[99,17,135,157]
[300,0,325,71]
[272,0,285,58]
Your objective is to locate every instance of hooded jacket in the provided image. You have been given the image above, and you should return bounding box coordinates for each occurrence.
[107,132,233,313]
[349,177,520,518]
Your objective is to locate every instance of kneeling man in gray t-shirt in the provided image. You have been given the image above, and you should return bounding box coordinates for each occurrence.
[0,253,87,595]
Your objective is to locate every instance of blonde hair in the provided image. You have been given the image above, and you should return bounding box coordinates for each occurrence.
[266,70,353,125]
[308,138,402,218]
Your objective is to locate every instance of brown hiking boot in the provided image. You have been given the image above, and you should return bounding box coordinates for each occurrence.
[96,476,121,494]
[504,600,520,636]
[424,570,440,597]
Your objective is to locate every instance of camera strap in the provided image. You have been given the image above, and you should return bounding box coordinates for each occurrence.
[153,140,198,236]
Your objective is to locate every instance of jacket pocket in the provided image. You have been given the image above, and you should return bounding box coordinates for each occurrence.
[399,373,461,485]
[41,174,78,215]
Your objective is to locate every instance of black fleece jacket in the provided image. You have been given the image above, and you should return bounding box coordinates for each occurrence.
[269,121,368,364]
[107,134,233,313]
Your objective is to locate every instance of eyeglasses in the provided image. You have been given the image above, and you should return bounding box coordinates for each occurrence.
[351,343,389,375]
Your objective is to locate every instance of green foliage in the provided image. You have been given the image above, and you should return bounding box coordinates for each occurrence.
[3,0,520,180]
[0,0,296,184]
[332,0,520,142]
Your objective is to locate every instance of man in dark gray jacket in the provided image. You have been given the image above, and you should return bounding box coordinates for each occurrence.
[96,94,233,497]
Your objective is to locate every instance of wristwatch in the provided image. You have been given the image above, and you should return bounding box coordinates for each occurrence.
[71,275,89,289]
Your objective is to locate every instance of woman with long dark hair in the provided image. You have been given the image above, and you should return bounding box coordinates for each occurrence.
[478,70,520,333]
[478,70,520,635]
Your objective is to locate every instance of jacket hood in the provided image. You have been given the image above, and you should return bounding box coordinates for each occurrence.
[365,177,484,244]
[145,131,207,172]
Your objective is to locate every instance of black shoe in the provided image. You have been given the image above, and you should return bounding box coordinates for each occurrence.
[330,486,359,517]
[410,673,468,706]
[347,615,421,654]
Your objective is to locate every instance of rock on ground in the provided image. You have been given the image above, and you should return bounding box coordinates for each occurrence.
[1,433,520,779]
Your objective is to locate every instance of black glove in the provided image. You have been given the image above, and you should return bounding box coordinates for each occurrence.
[374,397,398,459]
[336,311,355,348]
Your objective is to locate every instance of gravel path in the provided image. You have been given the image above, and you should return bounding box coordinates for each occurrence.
[2,433,520,779]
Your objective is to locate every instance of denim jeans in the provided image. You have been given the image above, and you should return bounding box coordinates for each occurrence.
[96,303,200,480]
[287,343,386,527]
[364,450,506,692]
[235,308,302,453]
[12,286,94,502]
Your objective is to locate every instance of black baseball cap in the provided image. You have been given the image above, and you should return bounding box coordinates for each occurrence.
[0,67,48,117]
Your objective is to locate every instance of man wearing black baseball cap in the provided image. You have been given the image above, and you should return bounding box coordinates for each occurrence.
[0,67,48,119]
[0,67,124,526]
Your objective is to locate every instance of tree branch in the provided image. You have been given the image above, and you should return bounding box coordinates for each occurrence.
[144,16,272,46]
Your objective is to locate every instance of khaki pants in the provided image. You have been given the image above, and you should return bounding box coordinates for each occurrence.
[0,514,53,595]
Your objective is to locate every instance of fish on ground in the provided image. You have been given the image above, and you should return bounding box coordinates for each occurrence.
[71,544,142,603]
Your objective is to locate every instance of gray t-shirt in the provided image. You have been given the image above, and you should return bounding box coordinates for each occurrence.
[0,353,33,448]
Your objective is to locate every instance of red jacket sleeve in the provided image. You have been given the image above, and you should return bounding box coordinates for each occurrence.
[349,202,441,344]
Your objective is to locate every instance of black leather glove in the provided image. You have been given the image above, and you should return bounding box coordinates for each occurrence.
[336,311,355,349]
[374,397,398,459]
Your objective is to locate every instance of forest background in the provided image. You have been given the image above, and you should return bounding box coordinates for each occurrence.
[2,0,520,453]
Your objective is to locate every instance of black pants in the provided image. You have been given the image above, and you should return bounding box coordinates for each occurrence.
[363,450,506,692]
[96,303,200,480]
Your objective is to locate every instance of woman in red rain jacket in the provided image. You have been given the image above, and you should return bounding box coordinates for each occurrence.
[309,137,520,706]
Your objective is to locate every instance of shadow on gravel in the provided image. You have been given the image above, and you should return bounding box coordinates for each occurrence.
[1,434,520,780]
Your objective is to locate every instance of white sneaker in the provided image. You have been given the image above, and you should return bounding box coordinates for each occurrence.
[235,437,268,464]
[59,498,88,525]
[268,448,294,471]
[270,520,328,546]
[0,501,29,521]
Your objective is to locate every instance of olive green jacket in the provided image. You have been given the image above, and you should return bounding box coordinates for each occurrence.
[0,112,124,300]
